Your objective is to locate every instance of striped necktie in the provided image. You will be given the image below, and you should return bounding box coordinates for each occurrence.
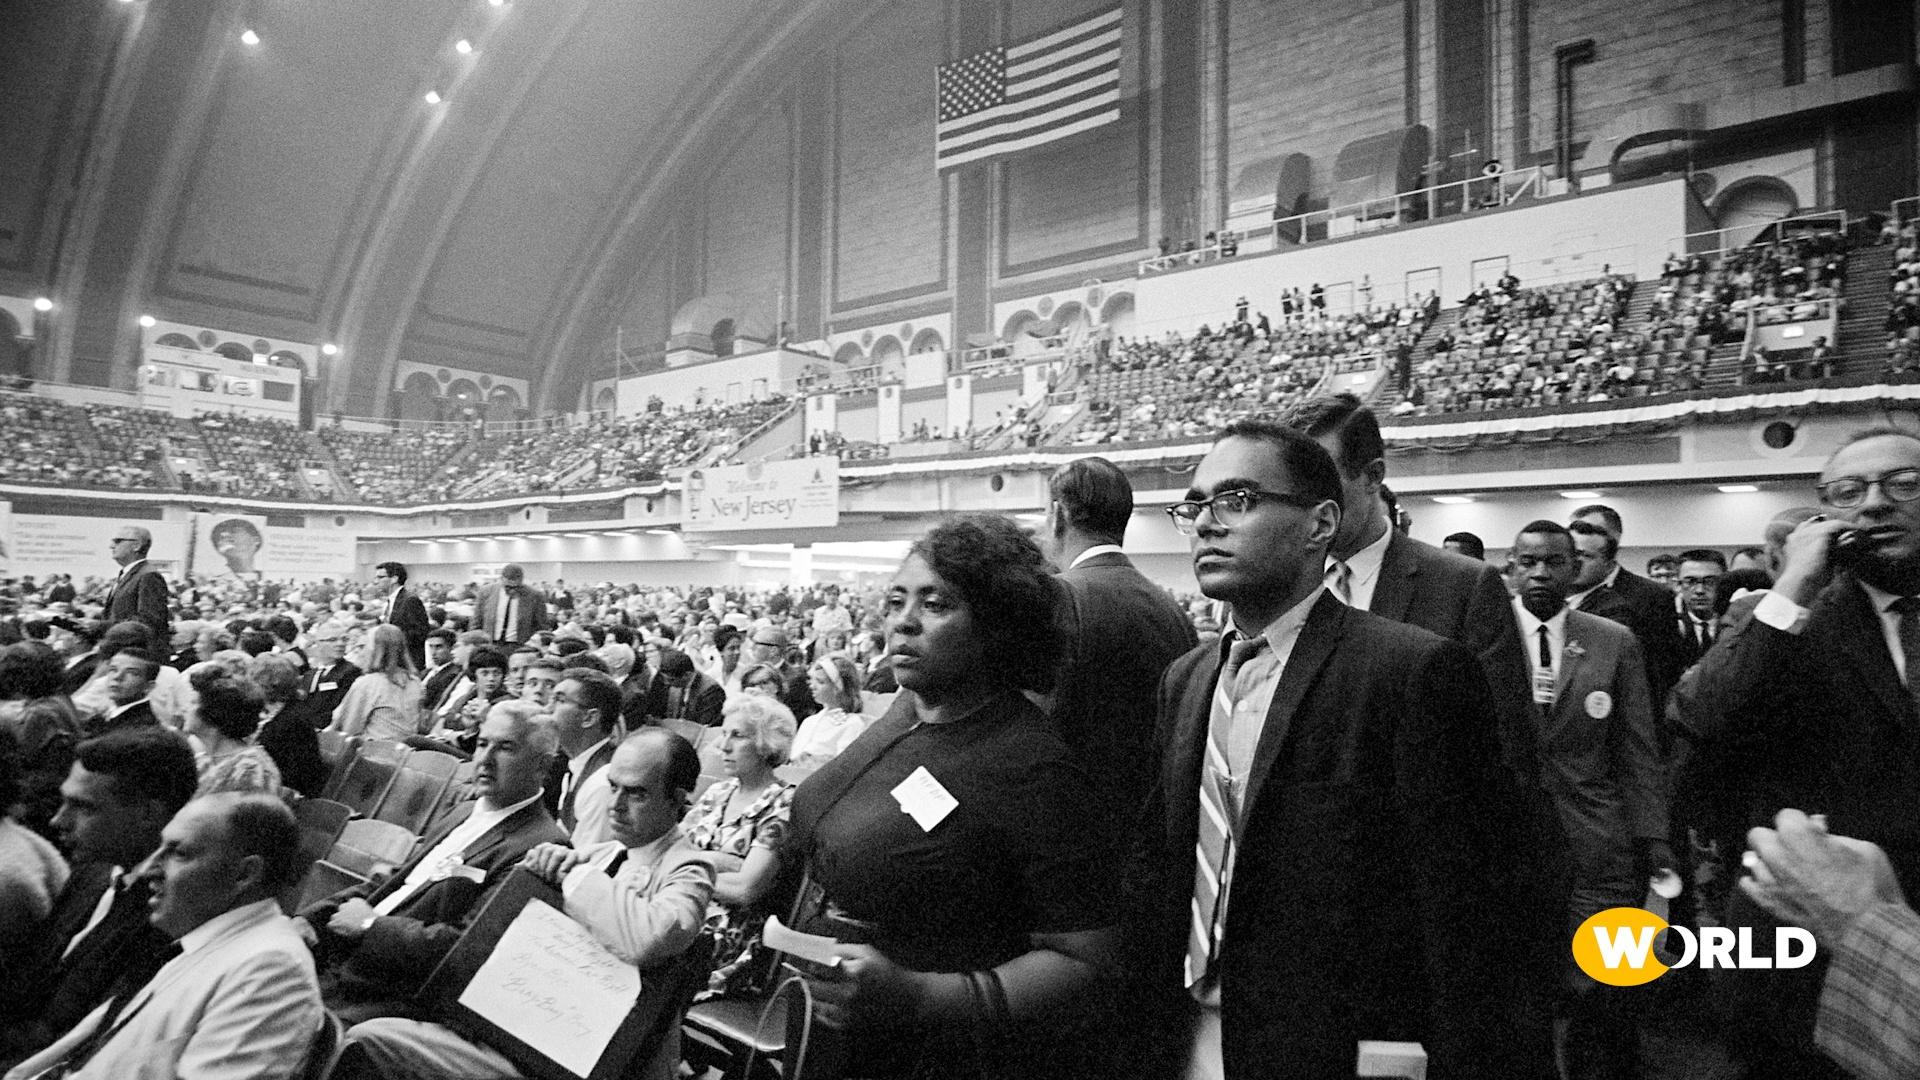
[1326,560,1353,606]
[1186,635,1269,988]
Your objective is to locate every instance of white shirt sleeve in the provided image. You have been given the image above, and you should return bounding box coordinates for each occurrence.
[1752,590,1811,634]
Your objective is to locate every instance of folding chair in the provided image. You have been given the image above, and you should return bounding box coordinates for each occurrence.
[372,749,462,834]
[327,818,420,880]
[331,755,402,819]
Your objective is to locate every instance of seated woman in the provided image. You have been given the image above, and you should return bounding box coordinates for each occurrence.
[788,514,1121,1080]
[787,655,870,770]
[185,665,281,798]
[249,652,326,798]
[330,625,422,743]
[684,693,798,997]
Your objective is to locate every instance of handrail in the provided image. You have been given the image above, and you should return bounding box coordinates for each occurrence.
[1892,196,1920,227]
[1668,209,1850,260]
[1138,166,1549,275]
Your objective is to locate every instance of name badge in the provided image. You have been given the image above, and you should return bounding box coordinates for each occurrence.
[318,682,339,692]
[1532,668,1556,706]
[1585,691,1613,720]
[891,766,959,833]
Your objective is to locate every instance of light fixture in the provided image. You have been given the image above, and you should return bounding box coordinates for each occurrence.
[454,38,473,54]
[562,532,595,539]
[321,343,338,356]
[1557,490,1601,500]
[424,90,442,104]
[599,530,630,537]
[646,528,675,536]
[1431,495,1476,505]
[239,29,260,45]
[487,0,505,8]
[32,297,52,312]
[408,538,435,545]
[1717,484,1760,493]
[138,314,156,328]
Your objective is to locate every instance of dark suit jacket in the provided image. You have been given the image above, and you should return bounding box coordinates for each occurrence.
[1371,531,1540,787]
[5,865,175,1058]
[1128,595,1517,1080]
[419,662,463,715]
[471,582,552,646]
[83,699,157,738]
[382,587,432,669]
[1600,567,1685,705]
[104,561,170,641]
[640,671,726,728]
[285,660,362,730]
[302,799,568,1003]
[1050,552,1198,832]
[258,704,327,798]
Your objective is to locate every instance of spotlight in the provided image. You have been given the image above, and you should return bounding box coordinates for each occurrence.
[138,314,156,328]
[239,29,260,45]
[32,297,53,313]
[321,343,338,356]
[455,39,473,55]
[424,90,442,104]
[1558,490,1601,500]
[1717,484,1760,494]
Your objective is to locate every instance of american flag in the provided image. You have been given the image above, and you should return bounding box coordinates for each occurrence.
[935,6,1123,172]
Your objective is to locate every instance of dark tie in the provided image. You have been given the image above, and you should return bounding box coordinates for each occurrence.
[1893,598,1920,703]
[1538,625,1552,669]
[605,849,628,878]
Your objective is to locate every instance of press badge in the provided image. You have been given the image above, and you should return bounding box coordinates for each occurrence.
[892,766,959,832]
[1585,691,1613,719]
[1532,668,1556,706]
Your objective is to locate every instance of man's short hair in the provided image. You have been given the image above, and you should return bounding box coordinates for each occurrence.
[1566,519,1620,561]
[263,615,299,643]
[1830,426,1920,469]
[113,647,162,684]
[658,648,695,678]
[1516,519,1575,551]
[1442,531,1486,560]
[564,654,610,677]
[375,561,409,586]
[1677,548,1729,571]
[1277,392,1384,477]
[456,629,493,647]
[1569,503,1624,539]
[487,699,560,758]
[552,637,590,658]
[426,628,456,646]
[500,564,526,584]
[74,727,199,815]
[1646,553,1680,574]
[1049,457,1134,542]
[524,655,565,678]
[564,669,623,732]
[120,525,154,557]
[467,647,509,675]
[210,793,304,892]
[1216,418,1346,508]
[623,727,701,803]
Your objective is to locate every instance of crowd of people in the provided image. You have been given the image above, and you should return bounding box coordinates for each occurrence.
[7,392,1920,1080]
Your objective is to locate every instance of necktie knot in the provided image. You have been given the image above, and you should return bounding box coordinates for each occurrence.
[1223,636,1267,693]
[1326,560,1354,605]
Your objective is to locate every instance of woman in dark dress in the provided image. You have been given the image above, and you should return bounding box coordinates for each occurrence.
[787,514,1120,1080]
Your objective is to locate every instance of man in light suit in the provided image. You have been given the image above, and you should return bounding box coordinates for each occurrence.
[103,525,170,642]
[299,700,568,1022]
[5,793,322,1080]
[370,561,431,669]
[1040,455,1197,834]
[340,728,716,1080]
[1510,521,1672,1080]
[1676,427,1920,1079]
[1126,420,1518,1080]
[471,563,551,648]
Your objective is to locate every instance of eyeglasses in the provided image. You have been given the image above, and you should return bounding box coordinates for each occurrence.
[1676,575,1723,591]
[1164,488,1317,534]
[1818,468,1920,508]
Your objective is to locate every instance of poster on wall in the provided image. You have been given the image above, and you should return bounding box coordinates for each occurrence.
[683,457,840,533]
[5,516,187,582]
[189,513,357,581]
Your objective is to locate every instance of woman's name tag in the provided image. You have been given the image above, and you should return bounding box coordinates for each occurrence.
[891,766,958,832]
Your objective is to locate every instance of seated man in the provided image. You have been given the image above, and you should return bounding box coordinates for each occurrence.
[339,727,716,1080]
[300,701,566,1022]
[4,793,322,1080]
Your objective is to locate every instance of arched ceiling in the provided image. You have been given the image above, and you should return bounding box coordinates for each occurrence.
[0,0,863,414]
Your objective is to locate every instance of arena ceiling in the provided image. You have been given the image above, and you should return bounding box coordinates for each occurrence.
[0,0,877,414]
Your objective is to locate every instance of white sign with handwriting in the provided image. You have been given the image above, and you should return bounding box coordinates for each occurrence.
[457,900,639,1078]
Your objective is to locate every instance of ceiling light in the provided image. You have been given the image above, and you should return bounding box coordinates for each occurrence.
[138,314,156,328]
[239,29,260,45]
[1431,495,1475,505]
[562,532,595,539]
[1558,490,1601,500]
[32,297,52,312]
[455,39,474,54]
[408,539,435,545]
[488,0,505,7]
[321,343,338,356]
[424,90,442,104]
[1717,484,1760,493]
[646,528,675,536]
[600,531,630,538]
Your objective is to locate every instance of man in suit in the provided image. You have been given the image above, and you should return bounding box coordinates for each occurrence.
[1510,521,1672,1080]
[554,669,622,845]
[87,647,161,735]
[286,627,361,730]
[370,561,431,669]
[1039,455,1197,834]
[1281,393,1538,792]
[103,525,170,642]
[1569,504,1687,705]
[639,648,725,728]
[1127,419,1518,1080]
[1671,547,1729,670]
[2,727,201,1061]
[299,700,568,1022]
[417,628,462,715]
[742,626,818,721]
[340,728,717,1080]
[471,563,551,648]
[6,793,322,1080]
[1565,521,1639,630]
[1675,427,1920,1078]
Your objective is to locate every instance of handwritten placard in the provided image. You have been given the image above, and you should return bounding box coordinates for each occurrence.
[456,899,640,1078]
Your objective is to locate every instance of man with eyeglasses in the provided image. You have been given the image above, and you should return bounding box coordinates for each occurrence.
[1676,427,1920,1077]
[103,526,170,642]
[1671,548,1728,668]
[1126,419,1521,1080]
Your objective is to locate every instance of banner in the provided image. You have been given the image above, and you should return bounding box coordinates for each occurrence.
[684,457,840,533]
[0,501,9,576]
[6,517,186,581]
[189,513,357,581]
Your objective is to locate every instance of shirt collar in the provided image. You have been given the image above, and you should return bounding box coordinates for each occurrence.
[1228,585,1326,653]
[1067,544,1126,570]
[177,898,280,956]
[1331,523,1392,588]
[107,698,149,719]
[473,790,544,823]
[1859,578,1909,616]
[1601,563,1622,589]
[623,826,683,870]
[1512,596,1569,638]
[569,737,612,775]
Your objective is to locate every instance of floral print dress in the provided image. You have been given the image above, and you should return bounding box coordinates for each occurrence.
[684,776,794,996]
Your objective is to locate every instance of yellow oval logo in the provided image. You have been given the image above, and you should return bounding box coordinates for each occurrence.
[1572,906,1671,986]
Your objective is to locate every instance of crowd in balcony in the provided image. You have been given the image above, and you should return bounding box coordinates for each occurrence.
[0,395,152,488]
[188,413,316,501]
[319,425,473,504]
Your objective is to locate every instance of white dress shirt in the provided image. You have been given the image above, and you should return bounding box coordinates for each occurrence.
[1325,525,1392,611]
[1754,581,1915,683]
[373,792,542,916]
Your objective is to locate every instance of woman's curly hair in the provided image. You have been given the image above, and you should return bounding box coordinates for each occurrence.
[906,513,1061,694]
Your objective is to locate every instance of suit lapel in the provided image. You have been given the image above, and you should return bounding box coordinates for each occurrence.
[1241,595,1346,819]
[1834,579,1915,732]
[1556,624,1587,701]
[1369,532,1416,622]
[1166,647,1224,835]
